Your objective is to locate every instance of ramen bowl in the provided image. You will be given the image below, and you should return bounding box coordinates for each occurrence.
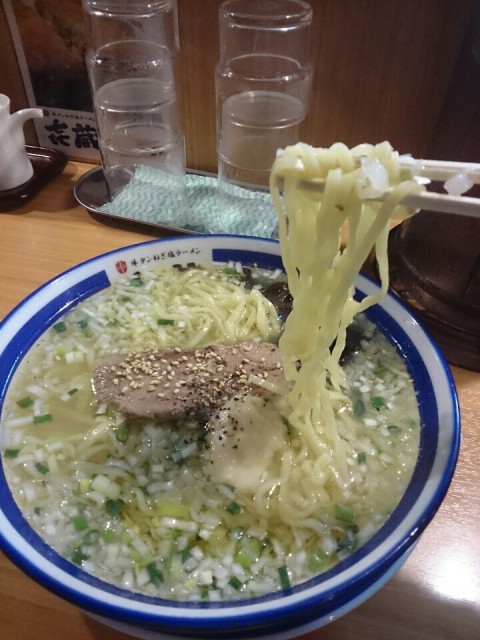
[0,235,460,639]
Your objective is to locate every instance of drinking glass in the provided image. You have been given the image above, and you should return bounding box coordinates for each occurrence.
[214,0,313,235]
[83,0,186,207]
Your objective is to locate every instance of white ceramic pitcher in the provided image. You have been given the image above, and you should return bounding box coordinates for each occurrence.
[0,94,43,191]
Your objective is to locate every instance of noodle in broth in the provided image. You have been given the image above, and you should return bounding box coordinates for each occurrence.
[1,142,422,600]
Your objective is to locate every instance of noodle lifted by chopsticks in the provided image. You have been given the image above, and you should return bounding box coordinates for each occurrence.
[269,141,424,478]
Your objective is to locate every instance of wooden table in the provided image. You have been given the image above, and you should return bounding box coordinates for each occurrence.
[1,162,479,640]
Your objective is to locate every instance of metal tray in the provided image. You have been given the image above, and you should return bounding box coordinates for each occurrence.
[74,166,200,237]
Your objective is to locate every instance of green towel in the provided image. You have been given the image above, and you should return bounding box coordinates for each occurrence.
[99,165,278,237]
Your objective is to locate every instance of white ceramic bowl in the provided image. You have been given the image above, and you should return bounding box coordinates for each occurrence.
[0,235,460,640]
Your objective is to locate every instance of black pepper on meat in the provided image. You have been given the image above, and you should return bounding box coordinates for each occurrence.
[93,342,288,421]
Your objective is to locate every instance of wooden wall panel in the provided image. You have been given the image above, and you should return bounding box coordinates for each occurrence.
[1,0,476,171]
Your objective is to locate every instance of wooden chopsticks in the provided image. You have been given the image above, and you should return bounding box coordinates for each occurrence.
[398,158,480,183]
[274,158,480,219]
[401,191,480,218]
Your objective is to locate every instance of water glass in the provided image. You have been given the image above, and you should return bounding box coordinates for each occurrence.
[83,1,186,206]
[214,0,313,235]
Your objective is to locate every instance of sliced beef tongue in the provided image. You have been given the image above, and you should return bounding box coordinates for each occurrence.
[93,342,286,421]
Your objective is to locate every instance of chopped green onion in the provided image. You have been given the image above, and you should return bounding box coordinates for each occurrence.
[373,361,389,376]
[353,399,365,416]
[371,396,386,410]
[102,528,115,543]
[357,451,367,465]
[335,503,355,523]
[223,266,238,275]
[225,501,241,515]
[387,425,402,434]
[120,295,131,302]
[33,413,52,425]
[157,318,175,326]
[278,565,291,590]
[337,525,358,554]
[129,275,144,287]
[4,448,20,458]
[72,514,89,531]
[234,537,262,569]
[53,321,67,333]
[82,529,100,545]
[102,527,115,542]
[35,462,49,475]
[71,546,88,565]
[307,548,328,573]
[228,575,243,590]
[146,562,165,586]
[77,319,92,338]
[281,415,295,438]
[115,421,131,443]
[180,544,193,563]
[105,498,125,518]
[67,387,78,396]
[16,396,33,409]
[102,528,116,543]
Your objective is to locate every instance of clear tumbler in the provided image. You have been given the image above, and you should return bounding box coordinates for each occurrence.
[83,0,186,205]
[215,0,313,235]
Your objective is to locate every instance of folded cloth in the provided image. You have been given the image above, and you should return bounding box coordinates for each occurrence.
[99,165,278,237]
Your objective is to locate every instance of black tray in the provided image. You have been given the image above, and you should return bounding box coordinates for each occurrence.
[0,146,68,212]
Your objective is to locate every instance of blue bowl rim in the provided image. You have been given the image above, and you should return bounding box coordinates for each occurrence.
[0,234,460,635]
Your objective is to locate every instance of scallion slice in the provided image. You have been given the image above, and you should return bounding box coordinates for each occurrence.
[146,562,165,586]
[278,565,291,589]
[114,421,131,443]
[371,396,386,410]
[102,528,116,543]
[281,415,295,438]
[334,503,355,523]
[71,547,88,565]
[180,544,193,563]
[4,448,20,458]
[33,413,52,425]
[353,399,365,416]
[228,575,243,590]
[16,396,33,409]
[234,537,262,569]
[35,462,49,475]
[77,319,92,338]
[225,501,241,515]
[307,548,328,573]
[387,425,401,434]
[82,529,100,545]
[157,318,175,326]
[129,275,144,287]
[105,498,125,518]
[72,514,88,532]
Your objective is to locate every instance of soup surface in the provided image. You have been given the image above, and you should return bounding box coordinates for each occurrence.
[1,263,420,601]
